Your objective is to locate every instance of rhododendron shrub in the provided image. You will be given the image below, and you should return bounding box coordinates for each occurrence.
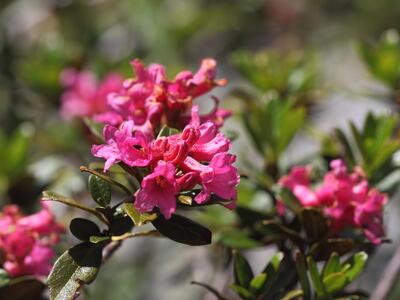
[44,58,239,300]
[0,204,63,278]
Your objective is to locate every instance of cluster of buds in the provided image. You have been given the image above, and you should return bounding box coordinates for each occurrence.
[0,204,63,277]
[60,59,230,129]
[279,159,387,244]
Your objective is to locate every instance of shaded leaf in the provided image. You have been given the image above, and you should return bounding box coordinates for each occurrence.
[152,214,212,246]
[69,218,101,241]
[88,174,111,207]
[233,251,254,288]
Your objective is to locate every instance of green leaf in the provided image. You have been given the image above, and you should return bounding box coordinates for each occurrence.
[47,248,100,300]
[281,289,304,300]
[322,272,347,294]
[295,252,311,300]
[230,284,254,300]
[249,273,267,294]
[109,215,134,236]
[260,252,284,293]
[122,203,156,226]
[89,236,110,244]
[344,252,368,282]
[0,269,9,288]
[233,251,254,288]
[69,218,101,241]
[300,208,328,241]
[307,256,326,297]
[152,214,212,246]
[157,126,179,138]
[322,252,340,279]
[88,174,111,207]
[68,242,103,268]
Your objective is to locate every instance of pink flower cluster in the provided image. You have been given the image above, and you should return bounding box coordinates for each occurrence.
[0,203,63,277]
[60,69,123,121]
[92,106,239,219]
[278,159,387,244]
[60,59,230,129]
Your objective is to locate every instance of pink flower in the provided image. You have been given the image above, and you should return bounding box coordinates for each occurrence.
[92,121,153,171]
[195,153,239,205]
[0,203,63,278]
[60,69,123,123]
[278,166,319,206]
[278,159,387,244]
[135,161,180,219]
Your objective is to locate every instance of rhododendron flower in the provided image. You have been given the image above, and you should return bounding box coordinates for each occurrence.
[278,159,387,244]
[0,203,63,277]
[135,161,180,219]
[60,69,123,123]
[93,106,239,219]
[61,58,230,131]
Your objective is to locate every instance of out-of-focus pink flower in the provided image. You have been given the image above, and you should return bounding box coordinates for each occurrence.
[0,203,63,278]
[278,166,319,206]
[60,59,231,131]
[135,161,180,219]
[278,159,387,244]
[60,69,123,123]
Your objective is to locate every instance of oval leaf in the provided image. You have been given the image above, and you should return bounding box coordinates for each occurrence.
[69,218,101,242]
[47,248,99,300]
[152,214,212,246]
[88,174,111,207]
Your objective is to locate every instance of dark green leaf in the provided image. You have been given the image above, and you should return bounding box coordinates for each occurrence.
[68,242,103,268]
[152,214,212,246]
[295,252,311,300]
[47,249,99,300]
[307,256,326,297]
[233,251,254,288]
[109,215,134,236]
[69,218,101,241]
[88,174,111,207]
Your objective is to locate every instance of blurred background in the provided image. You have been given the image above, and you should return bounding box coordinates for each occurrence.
[2,0,400,299]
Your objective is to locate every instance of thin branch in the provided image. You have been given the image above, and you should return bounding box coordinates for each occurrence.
[80,165,132,196]
[111,230,161,242]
